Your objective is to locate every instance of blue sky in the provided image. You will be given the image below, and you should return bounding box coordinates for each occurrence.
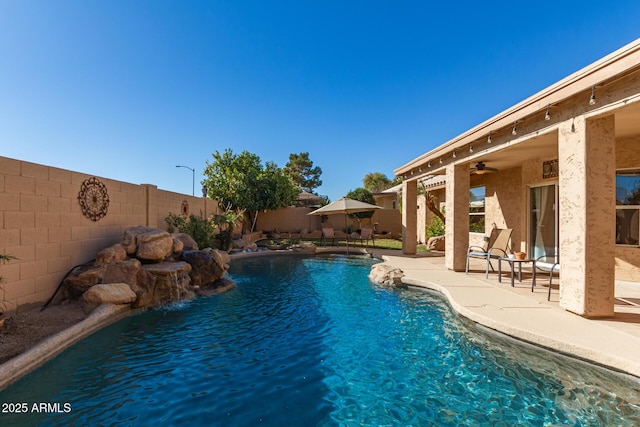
[1,1,639,201]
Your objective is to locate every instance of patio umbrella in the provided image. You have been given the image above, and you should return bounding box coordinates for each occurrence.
[307,197,381,254]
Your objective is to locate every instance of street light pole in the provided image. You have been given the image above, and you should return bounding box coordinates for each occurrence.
[176,165,195,196]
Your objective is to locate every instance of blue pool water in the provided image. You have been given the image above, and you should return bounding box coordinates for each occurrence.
[1,254,640,426]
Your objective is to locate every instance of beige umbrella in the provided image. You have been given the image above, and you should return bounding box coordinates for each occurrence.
[308,197,381,254]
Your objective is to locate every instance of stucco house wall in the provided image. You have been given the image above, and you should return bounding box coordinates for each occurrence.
[483,167,524,253]
[470,133,640,280]
[615,135,640,280]
[373,193,398,209]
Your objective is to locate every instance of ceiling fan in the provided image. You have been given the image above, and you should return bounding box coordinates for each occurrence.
[470,161,498,175]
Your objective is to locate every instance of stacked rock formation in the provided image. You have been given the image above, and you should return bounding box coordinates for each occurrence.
[61,226,235,312]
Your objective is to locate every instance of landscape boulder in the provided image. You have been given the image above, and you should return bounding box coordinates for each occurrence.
[208,248,231,270]
[172,237,184,254]
[181,250,228,288]
[233,239,247,250]
[121,226,155,255]
[63,264,107,299]
[426,236,445,251]
[103,259,142,289]
[172,232,198,251]
[369,263,406,288]
[136,229,174,261]
[290,242,317,253]
[95,243,128,267]
[81,283,137,313]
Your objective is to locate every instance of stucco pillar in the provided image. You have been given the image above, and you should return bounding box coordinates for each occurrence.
[143,184,159,228]
[445,163,470,271]
[402,180,417,255]
[558,115,616,317]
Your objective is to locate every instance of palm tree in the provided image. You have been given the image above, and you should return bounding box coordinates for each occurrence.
[363,172,392,193]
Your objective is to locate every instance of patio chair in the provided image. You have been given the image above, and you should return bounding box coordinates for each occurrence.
[321,227,336,246]
[465,228,513,278]
[357,227,375,248]
[535,255,560,301]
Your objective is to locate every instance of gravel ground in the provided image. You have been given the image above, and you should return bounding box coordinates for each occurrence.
[0,301,86,365]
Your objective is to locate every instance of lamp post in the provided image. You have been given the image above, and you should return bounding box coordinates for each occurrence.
[176,165,195,196]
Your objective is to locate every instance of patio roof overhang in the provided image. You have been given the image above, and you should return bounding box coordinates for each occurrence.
[395,38,640,181]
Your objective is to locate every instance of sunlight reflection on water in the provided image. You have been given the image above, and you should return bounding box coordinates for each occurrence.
[1,254,639,426]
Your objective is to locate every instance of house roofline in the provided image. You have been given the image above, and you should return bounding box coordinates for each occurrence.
[395,38,640,177]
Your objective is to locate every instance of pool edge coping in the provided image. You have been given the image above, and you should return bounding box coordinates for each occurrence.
[378,255,640,380]
[0,304,134,391]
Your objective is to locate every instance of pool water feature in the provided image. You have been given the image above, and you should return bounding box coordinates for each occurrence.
[1,254,639,426]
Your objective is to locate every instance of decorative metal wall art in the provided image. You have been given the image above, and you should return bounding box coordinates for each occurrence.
[543,159,559,179]
[181,200,189,217]
[78,177,110,221]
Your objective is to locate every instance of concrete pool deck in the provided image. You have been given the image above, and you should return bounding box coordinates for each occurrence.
[370,249,640,378]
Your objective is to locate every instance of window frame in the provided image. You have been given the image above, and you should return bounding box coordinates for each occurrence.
[615,168,640,247]
[469,186,486,234]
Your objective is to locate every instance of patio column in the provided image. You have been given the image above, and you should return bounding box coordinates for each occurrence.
[558,115,616,317]
[402,180,417,255]
[445,163,469,271]
[142,184,159,228]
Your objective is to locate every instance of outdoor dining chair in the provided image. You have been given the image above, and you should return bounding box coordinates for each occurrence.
[535,255,560,300]
[321,227,336,246]
[465,228,513,278]
[357,227,375,248]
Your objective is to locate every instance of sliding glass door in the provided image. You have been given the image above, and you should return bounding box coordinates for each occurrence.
[530,184,558,260]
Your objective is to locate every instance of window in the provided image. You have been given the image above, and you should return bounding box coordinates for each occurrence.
[616,170,640,246]
[470,186,485,233]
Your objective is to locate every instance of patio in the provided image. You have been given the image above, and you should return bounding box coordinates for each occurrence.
[395,39,640,320]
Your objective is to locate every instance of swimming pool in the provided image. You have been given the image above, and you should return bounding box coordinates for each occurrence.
[1,254,639,425]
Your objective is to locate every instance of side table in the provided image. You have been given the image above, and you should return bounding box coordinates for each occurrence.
[498,257,536,290]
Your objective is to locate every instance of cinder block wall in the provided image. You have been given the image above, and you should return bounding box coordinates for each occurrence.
[0,156,217,311]
[322,208,401,237]
[255,206,402,238]
[256,207,322,233]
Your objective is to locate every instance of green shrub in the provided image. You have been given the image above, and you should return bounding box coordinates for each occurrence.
[426,215,445,238]
[165,213,217,249]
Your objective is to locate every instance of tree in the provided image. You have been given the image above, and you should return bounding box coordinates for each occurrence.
[363,172,392,193]
[345,187,377,223]
[202,149,300,232]
[419,181,446,225]
[284,152,322,193]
